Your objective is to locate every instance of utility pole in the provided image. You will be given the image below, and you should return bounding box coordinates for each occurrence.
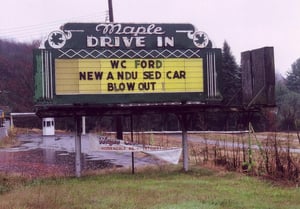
[107,0,123,141]
[108,0,114,22]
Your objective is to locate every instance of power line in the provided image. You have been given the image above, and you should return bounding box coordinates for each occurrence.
[1,13,106,33]
[0,12,107,42]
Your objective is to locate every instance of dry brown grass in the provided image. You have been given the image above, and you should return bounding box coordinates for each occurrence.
[119,131,300,184]
[0,129,21,148]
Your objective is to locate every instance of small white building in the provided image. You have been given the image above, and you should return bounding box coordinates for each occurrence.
[43,118,55,136]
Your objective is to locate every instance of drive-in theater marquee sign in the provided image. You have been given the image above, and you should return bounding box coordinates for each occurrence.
[34,23,222,105]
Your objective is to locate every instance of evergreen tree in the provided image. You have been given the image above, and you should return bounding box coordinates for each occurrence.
[286,58,300,93]
[221,41,241,105]
[276,73,300,130]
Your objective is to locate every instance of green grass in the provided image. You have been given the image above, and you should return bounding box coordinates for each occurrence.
[0,167,299,209]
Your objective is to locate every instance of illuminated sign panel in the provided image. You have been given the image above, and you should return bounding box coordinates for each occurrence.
[55,58,203,95]
[34,23,222,105]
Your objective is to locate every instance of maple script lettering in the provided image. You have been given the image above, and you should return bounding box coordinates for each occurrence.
[95,23,165,36]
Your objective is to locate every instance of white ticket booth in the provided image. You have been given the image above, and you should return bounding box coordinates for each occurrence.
[43,118,55,136]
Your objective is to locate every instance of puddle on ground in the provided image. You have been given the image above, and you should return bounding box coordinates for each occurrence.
[0,133,161,177]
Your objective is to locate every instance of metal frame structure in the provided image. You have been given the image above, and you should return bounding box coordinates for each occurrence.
[35,102,267,177]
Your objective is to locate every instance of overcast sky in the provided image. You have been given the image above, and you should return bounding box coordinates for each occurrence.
[0,0,299,76]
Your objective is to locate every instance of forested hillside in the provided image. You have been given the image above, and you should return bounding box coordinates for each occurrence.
[0,39,38,112]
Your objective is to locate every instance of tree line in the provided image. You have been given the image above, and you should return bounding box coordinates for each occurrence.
[0,38,299,132]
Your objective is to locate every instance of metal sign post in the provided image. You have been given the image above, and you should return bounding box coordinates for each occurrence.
[75,116,82,177]
[130,114,135,174]
[179,113,189,171]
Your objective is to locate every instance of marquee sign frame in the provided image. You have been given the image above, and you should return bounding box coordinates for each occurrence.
[34,23,222,106]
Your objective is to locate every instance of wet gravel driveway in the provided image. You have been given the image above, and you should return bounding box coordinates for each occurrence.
[0,133,162,177]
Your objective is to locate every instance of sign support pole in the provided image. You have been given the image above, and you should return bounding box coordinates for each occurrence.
[10,115,14,129]
[116,116,123,140]
[75,116,82,177]
[82,116,86,135]
[130,114,135,174]
[180,113,189,172]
